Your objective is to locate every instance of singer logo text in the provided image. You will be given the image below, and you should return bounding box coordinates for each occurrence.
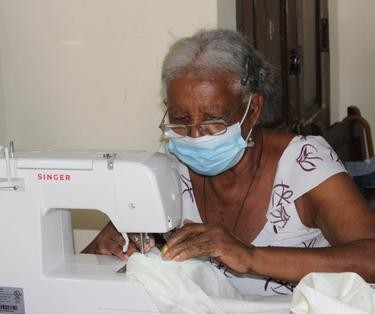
[37,173,71,181]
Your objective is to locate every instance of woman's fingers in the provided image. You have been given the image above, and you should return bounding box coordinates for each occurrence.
[109,244,128,261]
[162,222,219,261]
[82,222,158,259]
[161,222,253,274]
[165,222,206,248]
[82,222,125,258]
[111,231,126,246]
[93,235,128,261]
[163,236,214,261]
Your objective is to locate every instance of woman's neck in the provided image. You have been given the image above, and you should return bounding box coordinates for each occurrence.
[208,126,264,185]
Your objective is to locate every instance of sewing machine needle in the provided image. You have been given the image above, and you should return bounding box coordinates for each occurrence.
[140,233,144,254]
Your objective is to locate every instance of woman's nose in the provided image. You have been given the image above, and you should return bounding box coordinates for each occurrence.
[187,116,205,138]
[188,125,204,138]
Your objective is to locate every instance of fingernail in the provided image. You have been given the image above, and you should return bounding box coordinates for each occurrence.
[160,244,169,254]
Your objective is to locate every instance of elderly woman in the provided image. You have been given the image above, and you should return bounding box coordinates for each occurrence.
[84,29,375,296]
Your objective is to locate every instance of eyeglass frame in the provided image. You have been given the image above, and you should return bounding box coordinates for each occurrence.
[159,101,249,138]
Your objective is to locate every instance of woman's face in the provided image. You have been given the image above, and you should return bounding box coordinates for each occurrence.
[166,72,248,138]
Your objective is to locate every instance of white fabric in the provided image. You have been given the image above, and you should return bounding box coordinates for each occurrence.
[290,272,375,314]
[172,135,347,296]
[127,251,375,314]
[126,249,292,314]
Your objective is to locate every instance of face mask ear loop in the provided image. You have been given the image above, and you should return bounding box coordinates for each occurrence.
[245,128,254,147]
[239,94,253,126]
[239,94,255,147]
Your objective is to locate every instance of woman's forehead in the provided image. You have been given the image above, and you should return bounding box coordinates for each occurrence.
[166,73,243,110]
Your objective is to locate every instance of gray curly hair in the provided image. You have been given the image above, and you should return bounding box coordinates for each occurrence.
[161,29,280,110]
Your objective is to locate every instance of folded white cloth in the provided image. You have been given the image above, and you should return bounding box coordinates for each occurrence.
[291,272,375,314]
[126,249,291,314]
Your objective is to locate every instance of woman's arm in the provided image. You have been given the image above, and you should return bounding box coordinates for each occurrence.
[163,173,375,282]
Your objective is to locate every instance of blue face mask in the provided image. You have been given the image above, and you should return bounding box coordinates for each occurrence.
[167,96,253,176]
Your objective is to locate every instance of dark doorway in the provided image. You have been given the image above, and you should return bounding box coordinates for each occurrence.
[236,0,330,133]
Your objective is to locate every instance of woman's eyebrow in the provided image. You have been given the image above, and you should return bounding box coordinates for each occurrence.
[167,102,232,116]
[206,107,235,118]
[201,102,233,113]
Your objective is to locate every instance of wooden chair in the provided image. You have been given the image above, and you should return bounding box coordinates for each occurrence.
[310,106,375,208]
[305,106,374,162]
[310,106,374,162]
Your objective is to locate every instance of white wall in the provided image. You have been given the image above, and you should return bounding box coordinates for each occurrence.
[329,0,375,140]
[0,0,236,250]
[217,0,237,30]
[1,1,373,156]
[2,0,374,249]
[0,58,4,144]
[0,0,235,151]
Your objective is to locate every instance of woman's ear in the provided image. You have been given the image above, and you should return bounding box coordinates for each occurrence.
[248,92,264,126]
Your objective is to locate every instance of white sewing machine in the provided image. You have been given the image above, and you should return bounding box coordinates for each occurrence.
[0,143,182,314]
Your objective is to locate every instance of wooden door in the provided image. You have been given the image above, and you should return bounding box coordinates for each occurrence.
[236,0,330,132]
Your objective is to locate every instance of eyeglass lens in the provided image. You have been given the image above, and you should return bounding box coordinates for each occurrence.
[167,122,227,137]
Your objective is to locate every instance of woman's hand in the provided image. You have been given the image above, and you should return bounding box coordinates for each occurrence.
[162,220,253,274]
[81,221,155,260]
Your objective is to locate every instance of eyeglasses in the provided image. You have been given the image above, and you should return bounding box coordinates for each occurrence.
[159,103,244,139]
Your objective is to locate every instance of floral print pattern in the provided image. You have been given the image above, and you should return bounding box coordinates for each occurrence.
[177,135,346,296]
[270,182,293,232]
[296,143,323,172]
[180,174,194,203]
[264,278,295,295]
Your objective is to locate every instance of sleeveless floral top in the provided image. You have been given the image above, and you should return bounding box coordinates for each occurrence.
[171,135,346,296]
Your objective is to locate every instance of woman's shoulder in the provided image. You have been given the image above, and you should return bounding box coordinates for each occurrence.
[279,134,341,167]
[267,131,346,199]
[262,129,295,161]
[263,129,338,162]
